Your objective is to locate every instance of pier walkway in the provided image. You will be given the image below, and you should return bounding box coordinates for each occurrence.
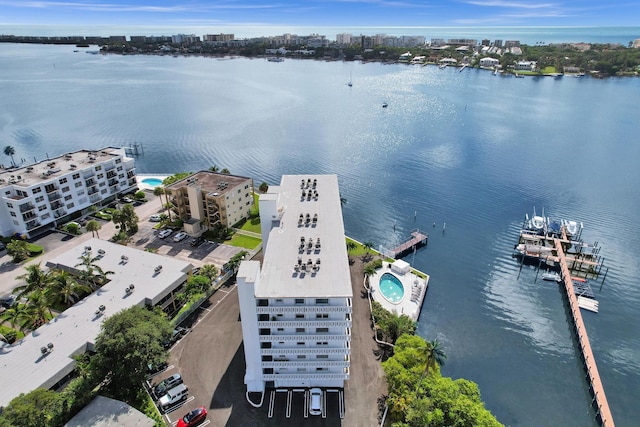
[389,229,428,259]
[554,238,614,426]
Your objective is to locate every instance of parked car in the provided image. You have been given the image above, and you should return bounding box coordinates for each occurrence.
[153,374,183,399]
[158,229,173,239]
[0,294,17,308]
[146,361,169,377]
[309,388,322,416]
[173,232,188,242]
[177,406,207,427]
[190,235,205,247]
[158,383,188,411]
[149,214,162,222]
[0,242,5,251]
[121,196,134,203]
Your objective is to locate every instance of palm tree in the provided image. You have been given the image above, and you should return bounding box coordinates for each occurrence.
[346,240,357,252]
[363,241,374,253]
[85,219,102,238]
[153,186,165,213]
[198,264,218,281]
[75,251,114,290]
[4,145,16,167]
[15,263,51,298]
[221,168,230,174]
[23,289,54,329]
[415,339,447,394]
[209,165,219,172]
[384,315,416,345]
[1,304,30,331]
[48,271,91,307]
[363,264,377,287]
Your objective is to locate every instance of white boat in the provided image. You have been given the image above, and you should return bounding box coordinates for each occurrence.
[562,219,580,236]
[267,57,284,62]
[516,243,554,256]
[526,207,546,232]
[542,271,562,282]
[382,102,388,108]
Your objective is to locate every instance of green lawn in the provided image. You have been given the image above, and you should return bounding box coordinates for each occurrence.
[239,217,261,234]
[346,237,378,256]
[227,234,261,249]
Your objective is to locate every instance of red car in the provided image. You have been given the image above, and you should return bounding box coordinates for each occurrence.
[177,406,207,427]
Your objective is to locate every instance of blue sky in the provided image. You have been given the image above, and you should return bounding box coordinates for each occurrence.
[0,0,637,29]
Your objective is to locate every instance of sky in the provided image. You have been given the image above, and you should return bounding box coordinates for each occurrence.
[0,0,639,31]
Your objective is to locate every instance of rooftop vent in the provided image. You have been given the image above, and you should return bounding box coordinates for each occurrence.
[121,255,129,263]
[97,249,105,255]
[95,305,106,315]
[154,265,163,273]
[40,343,54,355]
[125,284,135,295]
[312,179,317,189]
[300,179,305,189]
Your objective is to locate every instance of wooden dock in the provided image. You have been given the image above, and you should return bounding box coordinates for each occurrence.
[390,229,428,259]
[554,238,614,426]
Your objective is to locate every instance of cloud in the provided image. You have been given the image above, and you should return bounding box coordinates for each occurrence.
[0,1,281,13]
[463,0,559,8]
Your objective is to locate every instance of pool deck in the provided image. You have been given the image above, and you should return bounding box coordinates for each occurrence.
[136,174,170,191]
[369,263,429,321]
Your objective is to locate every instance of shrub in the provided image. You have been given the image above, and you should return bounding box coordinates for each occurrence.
[27,243,44,256]
[0,325,18,343]
[134,190,146,200]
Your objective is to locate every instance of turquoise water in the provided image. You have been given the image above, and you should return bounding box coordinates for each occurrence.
[2,43,640,426]
[379,273,404,303]
[141,177,163,187]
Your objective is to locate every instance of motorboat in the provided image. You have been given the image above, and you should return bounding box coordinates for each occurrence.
[542,271,562,282]
[525,207,546,233]
[562,219,580,236]
[515,243,554,256]
[382,102,388,108]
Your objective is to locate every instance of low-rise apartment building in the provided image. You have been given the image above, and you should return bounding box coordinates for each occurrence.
[164,171,253,235]
[0,239,194,408]
[237,175,352,393]
[0,148,137,238]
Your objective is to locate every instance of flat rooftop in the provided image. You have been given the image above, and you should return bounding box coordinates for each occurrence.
[164,170,252,196]
[0,239,193,408]
[0,147,126,191]
[256,174,352,299]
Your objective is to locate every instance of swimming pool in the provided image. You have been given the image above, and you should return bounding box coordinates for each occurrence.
[378,272,404,304]
[140,177,163,187]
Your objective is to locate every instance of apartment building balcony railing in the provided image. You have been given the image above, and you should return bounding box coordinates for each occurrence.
[108,179,119,187]
[45,184,59,193]
[262,360,350,369]
[256,304,352,314]
[50,201,64,210]
[258,320,352,329]
[22,211,37,221]
[47,192,61,202]
[260,347,350,356]
[53,208,67,218]
[259,334,350,342]
[85,178,96,187]
[126,170,135,178]
[261,372,349,381]
[82,171,95,179]
[106,170,117,179]
[89,194,102,203]
[19,203,36,213]
[87,187,99,196]
[26,220,41,230]
[127,178,136,186]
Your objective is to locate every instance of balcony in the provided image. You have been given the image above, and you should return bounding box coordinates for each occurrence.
[108,179,119,187]
[53,209,67,218]
[85,179,96,187]
[261,372,349,381]
[257,320,352,329]
[262,360,350,369]
[47,192,61,202]
[256,305,352,314]
[87,187,99,196]
[89,194,101,203]
[50,201,64,210]
[258,334,350,342]
[260,347,350,356]
[83,171,95,179]
[26,220,41,230]
[45,184,59,193]
[19,203,36,213]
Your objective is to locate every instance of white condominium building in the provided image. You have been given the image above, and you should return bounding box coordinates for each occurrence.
[237,175,352,392]
[0,148,137,238]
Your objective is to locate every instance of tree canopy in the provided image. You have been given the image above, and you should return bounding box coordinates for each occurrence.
[89,305,171,401]
[382,334,502,427]
[0,388,62,427]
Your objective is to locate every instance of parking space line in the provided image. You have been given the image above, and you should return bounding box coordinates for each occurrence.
[286,389,292,418]
[268,390,276,418]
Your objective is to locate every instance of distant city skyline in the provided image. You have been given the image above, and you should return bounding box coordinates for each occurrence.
[0,0,638,29]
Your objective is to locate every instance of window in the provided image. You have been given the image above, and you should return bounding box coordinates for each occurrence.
[296,328,305,333]
[32,187,42,194]
[41,213,50,220]
[316,328,329,333]
[6,202,13,208]
[38,205,47,211]
[295,314,305,319]
[117,166,123,171]
[72,173,80,179]
[61,186,70,193]
[75,182,82,188]
[35,196,44,203]
[64,195,72,201]
[66,203,75,209]
[277,328,284,332]
[115,158,121,164]
[95,165,102,171]
[297,355,306,359]
[297,342,305,346]
[295,298,304,305]
[237,189,241,193]
[315,298,329,305]
[97,173,104,179]
[10,212,16,217]
[316,313,329,319]
[316,367,327,372]
[316,354,329,359]
[59,178,68,184]
[316,341,328,346]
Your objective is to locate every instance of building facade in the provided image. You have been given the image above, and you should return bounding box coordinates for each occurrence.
[165,171,254,235]
[0,148,137,238]
[237,175,352,393]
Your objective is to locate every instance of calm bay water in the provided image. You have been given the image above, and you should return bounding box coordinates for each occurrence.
[1,43,639,426]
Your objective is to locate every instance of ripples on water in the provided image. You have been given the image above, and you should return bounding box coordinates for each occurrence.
[2,44,640,427]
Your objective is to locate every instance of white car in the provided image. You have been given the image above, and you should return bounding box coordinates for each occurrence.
[158,383,188,410]
[158,229,173,239]
[149,214,162,222]
[309,388,322,416]
[173,232,188,242]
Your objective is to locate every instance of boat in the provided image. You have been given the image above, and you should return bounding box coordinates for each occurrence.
[562,219,580,236]
[525,207,546,233]
[542,271,562,282]
[439,64,447,69]
[515,73,525,78]
[382,102,388,108]
[267,57,284,62]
